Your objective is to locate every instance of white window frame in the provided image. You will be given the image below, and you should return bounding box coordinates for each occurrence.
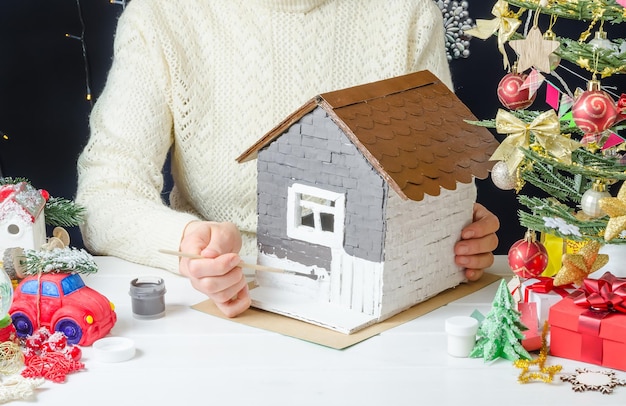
[286,183,345,248]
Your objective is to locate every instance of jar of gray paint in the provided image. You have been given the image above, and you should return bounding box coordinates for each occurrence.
[129,276,166,320]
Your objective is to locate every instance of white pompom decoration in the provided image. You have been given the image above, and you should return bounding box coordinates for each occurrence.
[491,161,518,190]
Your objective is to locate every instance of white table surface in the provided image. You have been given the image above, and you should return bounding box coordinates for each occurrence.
[10,255,626,406]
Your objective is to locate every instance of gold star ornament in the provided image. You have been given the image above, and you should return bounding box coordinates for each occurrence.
[553,240,609,287]
[509,26,560,73]
[599,182,626,241]
[514,322,562,383]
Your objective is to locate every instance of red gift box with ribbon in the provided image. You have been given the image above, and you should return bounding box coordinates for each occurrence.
[519,276,574,329]
[548,272,626,371]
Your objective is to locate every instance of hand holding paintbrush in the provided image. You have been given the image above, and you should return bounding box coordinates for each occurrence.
[158,249,285,275]
[170,220,254,317]
[166,220,315,318]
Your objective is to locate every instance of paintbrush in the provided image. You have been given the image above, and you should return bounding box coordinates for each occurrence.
[158,249,317,279]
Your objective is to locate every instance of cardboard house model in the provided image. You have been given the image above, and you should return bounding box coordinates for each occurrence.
[0,182,46,254]
[237,70,498,334]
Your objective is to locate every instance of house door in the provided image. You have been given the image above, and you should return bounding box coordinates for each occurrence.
[329,248,383,317]
[285,182,382,316]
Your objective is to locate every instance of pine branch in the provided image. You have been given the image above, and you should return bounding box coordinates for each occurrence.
[520,158,585,202]
[0,177,30,186]
[1,176,85,227]
[465,111,584,136]
[469,1,626,253]
[521,147,626,180]
[516,195,626,243]
[18,247,98,276]
[506,0,626,24]
[44,197,85,227]
[558,37,626,76]
[501,2,626,76]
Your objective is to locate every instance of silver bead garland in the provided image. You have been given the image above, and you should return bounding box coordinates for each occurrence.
[436,0,473,60]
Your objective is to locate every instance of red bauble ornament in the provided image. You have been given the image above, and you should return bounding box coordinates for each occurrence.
[615,93,626,125]
[572,79,617,134]
[508,232,549,278]
[497,72,536,110]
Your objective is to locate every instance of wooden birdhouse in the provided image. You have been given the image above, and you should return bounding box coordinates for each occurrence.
[0,182,46,254]
[237,70,499,334]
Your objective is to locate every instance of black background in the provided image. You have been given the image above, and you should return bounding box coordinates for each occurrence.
[0,1,622,253]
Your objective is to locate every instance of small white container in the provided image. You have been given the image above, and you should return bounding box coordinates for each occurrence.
[93,337,136,363]
[445,316,479,357]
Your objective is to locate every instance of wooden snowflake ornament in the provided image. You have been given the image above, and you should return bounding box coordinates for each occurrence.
[561,368,626,394]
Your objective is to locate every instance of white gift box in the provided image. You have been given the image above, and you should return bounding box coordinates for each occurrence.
[519,277,574,329]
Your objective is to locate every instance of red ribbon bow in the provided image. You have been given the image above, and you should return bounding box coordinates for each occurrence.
[571,272,626,313]
[522,276,573,304]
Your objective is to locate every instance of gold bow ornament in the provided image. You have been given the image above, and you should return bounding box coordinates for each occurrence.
[491,109,580,174]
[466,0,522,70]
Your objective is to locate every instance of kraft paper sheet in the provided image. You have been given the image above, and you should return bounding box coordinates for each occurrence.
[192,272,500,349]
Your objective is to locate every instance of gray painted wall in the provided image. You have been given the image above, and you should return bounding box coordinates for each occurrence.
[256,106,388,270]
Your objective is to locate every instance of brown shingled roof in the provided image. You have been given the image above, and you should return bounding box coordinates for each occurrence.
[237,70,498,202]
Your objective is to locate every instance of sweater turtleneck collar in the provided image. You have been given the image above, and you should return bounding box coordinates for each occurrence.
[252,0,328,13]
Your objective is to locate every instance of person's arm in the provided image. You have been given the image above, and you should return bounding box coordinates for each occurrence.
[407,1,454,89]
[76,5,197,272]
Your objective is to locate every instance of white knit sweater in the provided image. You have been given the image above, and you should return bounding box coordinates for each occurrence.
[76,0,454,272]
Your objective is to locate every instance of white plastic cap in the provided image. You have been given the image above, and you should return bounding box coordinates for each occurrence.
[445,316,479,337]
[93,337,136,363]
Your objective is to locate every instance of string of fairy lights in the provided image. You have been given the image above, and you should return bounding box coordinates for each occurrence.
[0,0,127,153]
[109,1,128,8]
[0,0,460,153]
[63,1,128,104]
[65,0,92,105]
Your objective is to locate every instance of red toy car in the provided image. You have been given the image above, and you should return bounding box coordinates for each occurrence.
[9,273,117,346]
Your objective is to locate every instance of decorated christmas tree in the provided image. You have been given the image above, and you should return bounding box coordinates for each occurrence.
[466,0,625,282]
[470,279,532,361]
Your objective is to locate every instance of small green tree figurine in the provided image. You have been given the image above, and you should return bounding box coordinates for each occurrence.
[470,279,531,362]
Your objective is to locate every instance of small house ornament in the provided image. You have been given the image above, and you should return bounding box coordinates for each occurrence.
[237,71,498,333]
[0,182,46,255]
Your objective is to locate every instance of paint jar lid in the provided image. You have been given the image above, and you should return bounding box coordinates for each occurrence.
[445,316,478,336]
[129,276,166,298]
[93,337,136,363]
